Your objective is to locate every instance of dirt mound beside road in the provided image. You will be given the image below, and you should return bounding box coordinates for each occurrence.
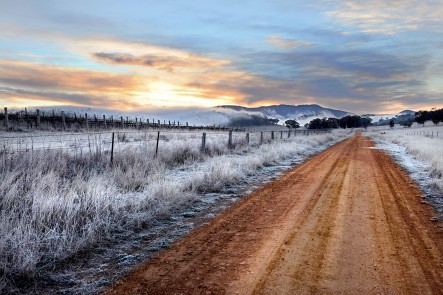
[103,133,443,295]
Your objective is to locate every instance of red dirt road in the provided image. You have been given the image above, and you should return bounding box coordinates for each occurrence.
[103,134,443,294]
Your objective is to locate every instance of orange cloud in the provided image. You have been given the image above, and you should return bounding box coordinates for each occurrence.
[0,59,149,109]
[0,55,247,110]
[0,59,143,93]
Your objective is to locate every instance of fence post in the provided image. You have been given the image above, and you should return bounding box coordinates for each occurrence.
[271,131,274,140]
[61,111,66,130]
[246,133,249,144]
[4,107,9,128]
[228,130,233,148]
[111,132,115,165]
[36,109,41,128]
[155,131,160,156]
[288,130,291,138]
[103,115,107,129]
[280,131,283,139]
[25,108,29,128]
[201,132,206,153]
[260,131,264,144]
[85,113,89,129]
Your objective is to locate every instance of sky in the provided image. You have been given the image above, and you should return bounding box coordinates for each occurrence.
[0,0,442,114]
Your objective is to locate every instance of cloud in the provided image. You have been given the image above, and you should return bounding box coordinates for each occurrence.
[266,35,315,50]
[0,86,142,109]
[92,52,229,72]
[191,45,437,113]
[0,59,148,108]
[0,59,143,93]
[323,0,443,34]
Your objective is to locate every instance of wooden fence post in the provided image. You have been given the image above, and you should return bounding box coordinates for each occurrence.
[271,131,274,140]
[281,131,283,139]
[61,111,66,130]
[36,109,41,128]
[288,130,291,138]
[4,107,9,128]
[103,115,107,129]
[155,131,160,156]
[246,133,249,144]
[85,113,89,129]
[201,132,206,153]
[111,132,115,165]
[25,107,29,128]
[260,131,264,144]
[228,130,233,148]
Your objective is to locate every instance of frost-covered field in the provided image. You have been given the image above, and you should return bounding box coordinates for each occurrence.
[0,128,349,293]
[370,124,443,215]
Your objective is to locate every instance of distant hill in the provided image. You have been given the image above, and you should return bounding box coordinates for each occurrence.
[399,110,415,114]
[218,104,353,125]
[368,110,416,126]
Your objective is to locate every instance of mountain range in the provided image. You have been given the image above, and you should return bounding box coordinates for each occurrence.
[16,104,416,127]
[219,104,353,125]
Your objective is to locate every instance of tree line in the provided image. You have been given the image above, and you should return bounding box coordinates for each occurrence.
[284,107,443,130]
[415,108,443,125]
[285,115,372,130]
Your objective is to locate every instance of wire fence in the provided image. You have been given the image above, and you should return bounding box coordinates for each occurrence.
[0,128,330,164]
[0,107,251,132]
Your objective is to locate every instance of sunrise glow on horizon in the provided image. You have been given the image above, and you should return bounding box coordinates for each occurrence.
[1,0,442,114]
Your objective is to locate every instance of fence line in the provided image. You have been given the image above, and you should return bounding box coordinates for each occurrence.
[0,128,331,164]
[0,107,254,132]
[399,130,439,138]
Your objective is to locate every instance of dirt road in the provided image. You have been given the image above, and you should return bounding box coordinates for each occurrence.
[103,134,443,295]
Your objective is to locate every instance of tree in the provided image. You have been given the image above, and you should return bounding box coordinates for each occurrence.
[389,119,395,128]
[285,119,300,129]
[361,117,372,129]
[338,115,363,129]
[267,118,280,125]
[415,111,428,125]
[325,117,340,128]
[399,118,414,128]
[308,118,323,129]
